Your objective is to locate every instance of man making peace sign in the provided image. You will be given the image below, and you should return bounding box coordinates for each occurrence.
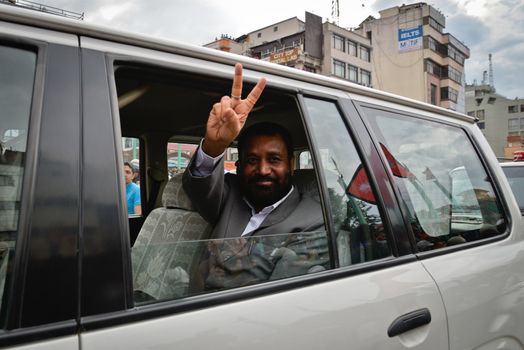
[183,63,324,239]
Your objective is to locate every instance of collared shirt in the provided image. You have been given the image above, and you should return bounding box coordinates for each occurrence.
[241,186,294,236]
[191,140,294,236]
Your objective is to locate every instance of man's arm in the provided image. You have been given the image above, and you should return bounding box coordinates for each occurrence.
[182,63,266,223]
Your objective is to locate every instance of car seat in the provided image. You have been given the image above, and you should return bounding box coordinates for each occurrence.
[131,173,211,302]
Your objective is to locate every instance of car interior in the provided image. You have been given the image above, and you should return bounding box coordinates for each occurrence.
[114,63,328,302]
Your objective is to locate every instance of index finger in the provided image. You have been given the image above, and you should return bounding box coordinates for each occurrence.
[231,63,243,98]
[244,77,267,109]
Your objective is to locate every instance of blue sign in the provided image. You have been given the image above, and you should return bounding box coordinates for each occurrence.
[398,25,423,53]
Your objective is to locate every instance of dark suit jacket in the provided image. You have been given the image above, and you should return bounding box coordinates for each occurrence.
[182,153,325,239]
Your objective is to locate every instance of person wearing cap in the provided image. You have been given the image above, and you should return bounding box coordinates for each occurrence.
[124,162,141,215]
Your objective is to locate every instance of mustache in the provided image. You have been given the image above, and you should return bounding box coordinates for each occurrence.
[248,175,278,183]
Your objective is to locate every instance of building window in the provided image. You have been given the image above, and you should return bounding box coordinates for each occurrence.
[348,65,358,82]
[425,59,441,77]
[440,87,458,103]
[425,36,447,56]
[509,105,518,113]
[333,34,345,51]
[424,16,444,33]
[509,118,519,131]
[273,26,278,32]
[443,65,462,84]
[448,45,465,65]
[476,110,485,120]
[359,46,370,62]
[520,118,524,130]
[477,121,485,129]
[488,97,496,104]
[333,59,345,78]
[257,32,261,38]
[430,84,437,105]
[347,40,357,56]
[467,111,475,117]
[360,69,371,87]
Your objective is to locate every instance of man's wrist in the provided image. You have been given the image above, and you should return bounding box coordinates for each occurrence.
[202,139,227,158]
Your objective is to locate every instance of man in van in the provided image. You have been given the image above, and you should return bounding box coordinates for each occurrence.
[183,63,323,239]
[183,64,326,288]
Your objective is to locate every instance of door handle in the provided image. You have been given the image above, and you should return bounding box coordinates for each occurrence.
[388,308,432,337]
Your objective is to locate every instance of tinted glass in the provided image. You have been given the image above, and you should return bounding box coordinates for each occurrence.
[304,98,390,265]
[501,165,524,211]
[365,108,505,251]
[0,45,36,313]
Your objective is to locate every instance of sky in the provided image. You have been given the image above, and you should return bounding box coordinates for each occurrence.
[37,0,524,99]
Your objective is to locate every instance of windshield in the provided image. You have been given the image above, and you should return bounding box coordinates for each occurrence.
[502,165,524,211]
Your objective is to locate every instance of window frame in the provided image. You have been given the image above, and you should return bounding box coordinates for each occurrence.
[89,51,417,332]
[354,101,512,258]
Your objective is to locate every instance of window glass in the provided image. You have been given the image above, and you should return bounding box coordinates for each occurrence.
[501,165,524,211]
[333,59,345,78]
[167,142,197,177]
[364,108,506,251]
[359,46,370,62]
[347,40,357,56]
[348,65,358,83]
[304,98,390,265]
[360,69,371,87]
[333,34,345,51]
[0,45,36,313]
[509,118,519,131]
[508,105,518,113]
[122,137,142,215]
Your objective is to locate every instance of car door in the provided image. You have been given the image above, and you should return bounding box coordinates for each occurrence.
[75,36,449,348]
[360,104,524,349]
[0,16,80,350]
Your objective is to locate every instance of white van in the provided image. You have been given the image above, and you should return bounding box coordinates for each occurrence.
[0,4,523,350]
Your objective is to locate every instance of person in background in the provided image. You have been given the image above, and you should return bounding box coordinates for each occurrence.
[124,162,141,215]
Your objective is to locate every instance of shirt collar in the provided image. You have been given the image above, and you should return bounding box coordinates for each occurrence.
[243,185,294,215]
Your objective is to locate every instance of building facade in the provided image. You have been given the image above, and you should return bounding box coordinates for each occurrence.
[466,84,524,159]
[205,12,373,88]
[205,3,469,110]
[355,3,469,112]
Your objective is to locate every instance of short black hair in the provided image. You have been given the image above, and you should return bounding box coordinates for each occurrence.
[237,122,294,162]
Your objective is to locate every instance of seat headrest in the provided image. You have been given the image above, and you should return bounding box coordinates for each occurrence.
[293,168,320,201]
[162,173,195,210]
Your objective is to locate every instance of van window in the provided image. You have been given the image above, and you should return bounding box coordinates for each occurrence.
[114,64,331,304]
[122,137,142,216]
[303,98,390,265]
[364,108,506,251]
[0,45,36,314]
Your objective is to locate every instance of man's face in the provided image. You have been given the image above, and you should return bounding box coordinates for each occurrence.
[238,134,294,211]
[124,165,134,184]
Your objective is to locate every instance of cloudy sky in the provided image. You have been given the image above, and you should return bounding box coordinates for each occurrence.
[39,0,523,99]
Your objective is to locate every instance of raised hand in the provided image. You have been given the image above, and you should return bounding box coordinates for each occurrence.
[203,63,266,157]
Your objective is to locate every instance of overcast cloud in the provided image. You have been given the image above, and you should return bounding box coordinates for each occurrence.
[39,0,523,99]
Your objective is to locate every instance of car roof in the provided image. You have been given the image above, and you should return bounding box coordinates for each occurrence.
[0,3,474,124]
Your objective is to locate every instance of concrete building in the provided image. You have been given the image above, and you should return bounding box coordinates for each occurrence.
[466,84,524,159]
[355,2,470,112]
[205,3,469,110]
[204,12,373,87]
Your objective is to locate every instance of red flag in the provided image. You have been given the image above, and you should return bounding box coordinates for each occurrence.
[347,164,376,204]
[380,143,412,178]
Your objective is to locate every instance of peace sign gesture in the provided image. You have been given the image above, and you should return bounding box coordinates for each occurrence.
[202,63,267,157]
